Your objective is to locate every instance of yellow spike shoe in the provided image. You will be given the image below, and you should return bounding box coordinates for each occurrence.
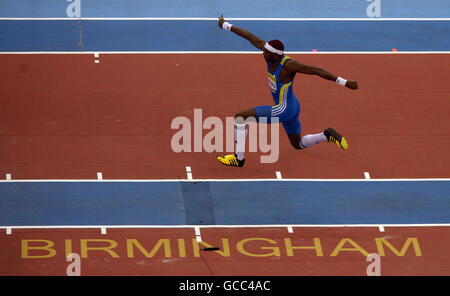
[217,154,245,167]
[324,128,348,151]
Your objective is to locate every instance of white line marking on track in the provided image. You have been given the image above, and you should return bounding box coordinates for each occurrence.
[364,172,371,179]
[1,51,449,55]
[194,227,202,242]
[1,178,448,183]
[6,228,11,235]
[379,225,385,232]
[97,172,103,180]
[101,227,107,235]
[276,171,282,179]
[287,226,294,233]
[94,60,99,63]
[186,166,193,180]
[94,52,99,58]
[2,224,449,230]
[1,17,449,21]
[5,173,11,180]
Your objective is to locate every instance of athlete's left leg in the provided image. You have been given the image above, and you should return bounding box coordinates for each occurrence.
[284,118,348,150]
[287,132,328,150]
[282,118,327,150]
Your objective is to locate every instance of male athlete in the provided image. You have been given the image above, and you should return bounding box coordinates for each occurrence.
[216,15,358,167]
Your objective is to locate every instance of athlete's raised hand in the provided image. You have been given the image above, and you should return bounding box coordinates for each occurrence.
[218,14,226,29]
[217,15,265,50]
[346,80,359,90]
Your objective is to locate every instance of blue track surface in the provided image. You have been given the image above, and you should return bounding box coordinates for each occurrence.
[1,181,449,226]
[1,0,449,18]
[1,19,449,52]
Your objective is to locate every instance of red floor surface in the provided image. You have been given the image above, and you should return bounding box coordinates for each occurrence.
[1,54,449,180]
[0,226,448,275]
[1,53,449,276]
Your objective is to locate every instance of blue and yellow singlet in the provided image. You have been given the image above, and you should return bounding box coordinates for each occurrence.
[254,55,302,135]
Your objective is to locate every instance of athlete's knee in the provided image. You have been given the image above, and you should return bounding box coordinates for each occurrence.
[234,113,246,125]
[234,110,256,124]
[234,111,245,120]
[288,135,303,150]
[290,141,303,150]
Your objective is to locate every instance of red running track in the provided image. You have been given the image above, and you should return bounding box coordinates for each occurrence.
[1,54,449,276]
[0,226,449,276]
[0,53,449,180]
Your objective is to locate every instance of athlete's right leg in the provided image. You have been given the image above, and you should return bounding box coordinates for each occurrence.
[217,106,276,167]
[233,108,257,162]
[235,108,257,121]
[217,107,259,167]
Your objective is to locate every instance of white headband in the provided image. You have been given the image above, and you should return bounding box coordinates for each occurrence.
[264,42,284,55]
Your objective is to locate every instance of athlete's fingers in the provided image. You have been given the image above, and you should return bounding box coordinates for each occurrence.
[346,80,358,90]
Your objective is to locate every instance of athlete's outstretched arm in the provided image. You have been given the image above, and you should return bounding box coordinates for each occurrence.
[218,15,265,51]
[285,60,359,89]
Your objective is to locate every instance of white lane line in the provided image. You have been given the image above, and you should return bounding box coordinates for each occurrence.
[364,172,371,180]
[276,171,282,179]
[94,52,100,63]
[186,166,193,180]
[379,225,385,232]
[97,172,103,180]
[1,17,449,21]
[1,223,449,230]
[194,226,202,242]
[5,173,11,180]
[101,227,107,235]
[1,51,449,55]
[287,226,294,233]
[6,227,11,235]
[2,178,448,183]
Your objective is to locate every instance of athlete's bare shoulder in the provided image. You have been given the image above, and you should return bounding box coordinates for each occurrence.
[283,58,305,73]
[279,58,297,82]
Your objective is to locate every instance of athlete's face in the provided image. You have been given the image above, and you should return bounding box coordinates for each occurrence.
[263,49,280,64]
[263,49,277,63]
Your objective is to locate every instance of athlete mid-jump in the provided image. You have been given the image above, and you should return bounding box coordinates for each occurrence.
[216,15,359,167]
